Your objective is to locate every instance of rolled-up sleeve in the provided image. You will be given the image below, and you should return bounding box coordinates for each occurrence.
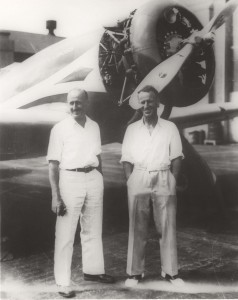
[46,126,63,162]
[120,127,134,164]
[169,124,184,161]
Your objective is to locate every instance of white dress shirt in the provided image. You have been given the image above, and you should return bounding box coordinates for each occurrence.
[121,118,183,170]
[47,116,101,169]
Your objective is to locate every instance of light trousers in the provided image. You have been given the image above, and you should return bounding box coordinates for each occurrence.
[127,167,178,277]
[54,169,105,286]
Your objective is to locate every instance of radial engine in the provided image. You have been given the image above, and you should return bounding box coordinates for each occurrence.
[99,0,215,108]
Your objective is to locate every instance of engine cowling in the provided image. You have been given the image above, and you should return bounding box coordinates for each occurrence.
[99,0,215,107]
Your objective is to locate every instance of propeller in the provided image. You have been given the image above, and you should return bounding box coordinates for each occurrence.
[129,0,238,110]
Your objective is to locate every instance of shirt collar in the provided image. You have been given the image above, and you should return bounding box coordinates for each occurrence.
[68,115,89,127]
[139,117,161,130]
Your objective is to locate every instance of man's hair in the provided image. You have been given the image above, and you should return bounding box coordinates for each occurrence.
[138,85,160,102]
[67,88,88,101]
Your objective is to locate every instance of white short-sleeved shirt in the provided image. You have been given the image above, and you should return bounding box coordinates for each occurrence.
[121,118,183,170]
[47,116,101,169]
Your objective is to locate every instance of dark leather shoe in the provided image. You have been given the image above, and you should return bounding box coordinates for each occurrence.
[57,286,76,298]
[84,273,115,284]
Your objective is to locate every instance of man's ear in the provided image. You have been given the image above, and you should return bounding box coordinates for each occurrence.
[84,99,90,113]
[85,100,89,107]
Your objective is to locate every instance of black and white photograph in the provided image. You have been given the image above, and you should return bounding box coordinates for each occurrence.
[0,0,238,299]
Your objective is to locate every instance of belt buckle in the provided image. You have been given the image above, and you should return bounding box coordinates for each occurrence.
[84,167,91,173]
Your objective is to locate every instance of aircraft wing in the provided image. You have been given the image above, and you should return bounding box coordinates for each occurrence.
[0,45,106,109]
[0,29,103,102]
[0,105,68,126]
[170,102,238,129]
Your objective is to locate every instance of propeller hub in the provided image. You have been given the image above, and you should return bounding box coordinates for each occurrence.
[163,32,183,57]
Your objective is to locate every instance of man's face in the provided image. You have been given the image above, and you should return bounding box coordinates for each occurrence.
[67,91,87,119]
[138,91,158,119]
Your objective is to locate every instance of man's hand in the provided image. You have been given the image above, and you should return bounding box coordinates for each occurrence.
[122,161,134,181]
[52,194,67,216]
[57,201,67,216]
[51,195,66,216]
[49,160,67,216]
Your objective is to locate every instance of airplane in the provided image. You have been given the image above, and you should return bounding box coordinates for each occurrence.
[0,0,238,223]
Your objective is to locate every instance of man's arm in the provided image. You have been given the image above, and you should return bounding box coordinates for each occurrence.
[170,156,182,182]
[97,155,103,174]
[49,160,66,215]
[122,161,134,181]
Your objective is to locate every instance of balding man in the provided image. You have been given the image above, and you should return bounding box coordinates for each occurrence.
[47,89,114,298]
[121,85,184,287]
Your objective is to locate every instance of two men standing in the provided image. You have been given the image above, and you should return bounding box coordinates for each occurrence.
[47,85,183,297]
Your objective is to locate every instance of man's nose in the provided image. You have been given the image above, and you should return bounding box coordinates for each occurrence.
[144,101,149,108]
[73,102,78,109]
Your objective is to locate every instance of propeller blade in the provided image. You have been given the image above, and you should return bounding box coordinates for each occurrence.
[129,0,238,110]
[202,0,238,34]
[129,44,193,109]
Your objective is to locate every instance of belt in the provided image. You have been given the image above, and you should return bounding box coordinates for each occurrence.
[66,166,96,173]
[134,164,170,171]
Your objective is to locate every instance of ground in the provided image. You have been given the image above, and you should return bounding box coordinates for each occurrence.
[1,143,238,299]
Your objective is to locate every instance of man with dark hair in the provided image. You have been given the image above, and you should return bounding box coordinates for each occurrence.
[121,85,184,287]
[47,89,114,298]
